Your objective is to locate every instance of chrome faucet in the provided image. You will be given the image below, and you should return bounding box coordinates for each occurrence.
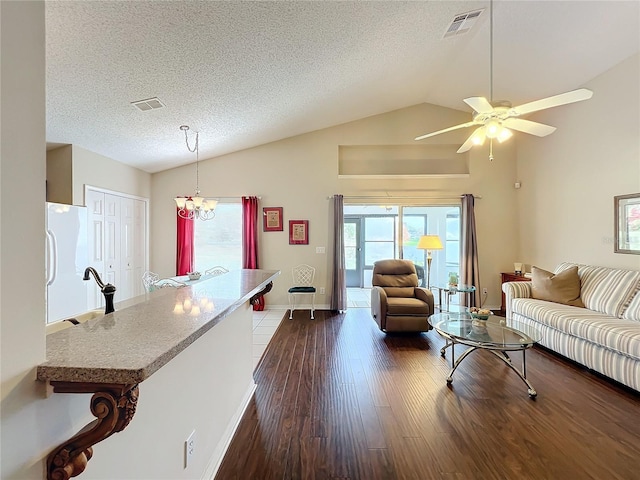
[83,267,116,314]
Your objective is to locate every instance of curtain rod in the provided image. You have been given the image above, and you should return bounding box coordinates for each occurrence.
[211,196,262,200]
[327,194,481,200]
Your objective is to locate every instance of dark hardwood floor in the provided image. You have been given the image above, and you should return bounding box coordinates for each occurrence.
[215,309,640,480]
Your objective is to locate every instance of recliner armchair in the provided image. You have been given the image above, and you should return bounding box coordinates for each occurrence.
[370,259,434,333]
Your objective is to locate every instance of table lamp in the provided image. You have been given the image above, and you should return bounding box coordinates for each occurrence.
[417,235,443,289]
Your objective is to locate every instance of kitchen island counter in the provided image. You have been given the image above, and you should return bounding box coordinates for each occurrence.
[37,269,279,384]
[37,268,280,480]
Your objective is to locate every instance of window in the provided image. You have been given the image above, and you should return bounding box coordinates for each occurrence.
[445,212,460,271]
[343,204,460,288]
[194,202,242,272]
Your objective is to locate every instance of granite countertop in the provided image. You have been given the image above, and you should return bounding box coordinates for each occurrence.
[37,269,280,385]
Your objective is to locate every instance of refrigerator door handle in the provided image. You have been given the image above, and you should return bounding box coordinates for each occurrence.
[46,229,58,287]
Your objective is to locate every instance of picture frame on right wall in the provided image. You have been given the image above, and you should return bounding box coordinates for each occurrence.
[289,220,309,245]
[615,193,640,254]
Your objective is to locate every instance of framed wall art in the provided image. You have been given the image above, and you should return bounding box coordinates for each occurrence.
[289,220,309,245]
[263,207,283,232]
[615,193,640,254]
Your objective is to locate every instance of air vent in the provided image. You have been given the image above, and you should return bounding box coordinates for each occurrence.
[444,8,484,38]
[131,97,165,111]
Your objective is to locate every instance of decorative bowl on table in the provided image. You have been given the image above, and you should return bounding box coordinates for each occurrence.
[467,307,492,321]
[187,271,201,281]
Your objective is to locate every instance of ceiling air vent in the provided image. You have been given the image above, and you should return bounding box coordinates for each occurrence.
[131,97,165,111]
[443,8,484,38]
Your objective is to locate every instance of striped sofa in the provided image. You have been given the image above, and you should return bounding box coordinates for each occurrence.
[503,263,640,392]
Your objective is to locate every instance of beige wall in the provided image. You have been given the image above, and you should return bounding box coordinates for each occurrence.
[46,145,73,204]
[0,1,48,477]
[46,144,151,205]
[152,103,520,309]
[517,52,640,272]
[71,145,151,204]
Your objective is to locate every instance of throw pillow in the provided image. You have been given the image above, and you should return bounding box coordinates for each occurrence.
[531,265,585,307]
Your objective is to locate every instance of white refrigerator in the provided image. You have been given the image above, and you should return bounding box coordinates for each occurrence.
[45,202,89,324]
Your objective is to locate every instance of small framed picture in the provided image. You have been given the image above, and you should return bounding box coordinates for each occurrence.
[289,220,309,245]
[615,193,640,254]
[263,207,283,232]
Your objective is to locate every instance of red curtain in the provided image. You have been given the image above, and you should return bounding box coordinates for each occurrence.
[242,196,264,310]
[176,210,194,275]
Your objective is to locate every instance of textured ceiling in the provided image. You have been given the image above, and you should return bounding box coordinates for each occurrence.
[45,1,640,173]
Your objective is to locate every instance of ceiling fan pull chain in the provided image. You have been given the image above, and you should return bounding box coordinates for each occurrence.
[489,138,494,162]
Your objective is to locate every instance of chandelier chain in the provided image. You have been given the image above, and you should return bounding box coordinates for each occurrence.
[183,127,200,195]
[175,125,217,221]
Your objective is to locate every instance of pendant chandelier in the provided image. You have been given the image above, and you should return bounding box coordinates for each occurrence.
[174,125,217,220]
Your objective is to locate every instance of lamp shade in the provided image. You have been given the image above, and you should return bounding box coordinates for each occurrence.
[417,235,443,250]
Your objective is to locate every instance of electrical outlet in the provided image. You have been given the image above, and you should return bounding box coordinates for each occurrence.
[319,287,325,295]
[482,288,488,295]
[184,430,195,468]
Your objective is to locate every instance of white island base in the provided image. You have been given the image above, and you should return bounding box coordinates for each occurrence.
[37,269,279,480]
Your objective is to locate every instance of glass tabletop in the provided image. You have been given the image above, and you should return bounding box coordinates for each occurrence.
[435,284,476,293]
[431,311,542,347]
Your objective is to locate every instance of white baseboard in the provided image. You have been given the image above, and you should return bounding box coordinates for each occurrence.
[202,381,257,480]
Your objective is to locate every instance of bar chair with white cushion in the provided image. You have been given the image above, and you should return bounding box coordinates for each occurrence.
[288,264,316,320]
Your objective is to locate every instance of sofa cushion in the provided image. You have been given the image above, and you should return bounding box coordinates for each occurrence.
[387,297,430,316]
[511,298,640,361]
[531,266,584,307]
[555,263,640,317]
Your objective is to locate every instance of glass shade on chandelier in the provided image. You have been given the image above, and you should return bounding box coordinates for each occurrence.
[174,125,217,221]
[174,194,218,220]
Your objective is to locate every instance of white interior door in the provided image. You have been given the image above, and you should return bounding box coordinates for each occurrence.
[86,187,149,306]
[104,193,121,292]
[133,199,146,297]
[120,197,134,300]
[86,189,105,310]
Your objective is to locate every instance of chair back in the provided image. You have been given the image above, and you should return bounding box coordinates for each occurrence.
[292,264,315,286]
[205,266,229,276]
[372,259,418,297]
[142,271,160,292]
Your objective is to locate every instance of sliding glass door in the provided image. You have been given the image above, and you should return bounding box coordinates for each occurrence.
[344,218,361,287]
[344,204,460,289]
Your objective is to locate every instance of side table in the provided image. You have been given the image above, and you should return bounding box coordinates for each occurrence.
[432,284,476,312]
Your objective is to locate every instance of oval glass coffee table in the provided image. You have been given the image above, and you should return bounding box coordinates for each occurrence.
[431,311,542,398]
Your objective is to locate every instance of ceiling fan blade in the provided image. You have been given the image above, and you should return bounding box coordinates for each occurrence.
[415,121,477,141]
[503,118,557,137]
[512,88,593,115]
[457,127,485,153]
[464,97,494,114]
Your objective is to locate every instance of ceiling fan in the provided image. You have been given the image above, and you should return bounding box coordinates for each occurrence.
[415,88,593,154]
[415,1,593,159]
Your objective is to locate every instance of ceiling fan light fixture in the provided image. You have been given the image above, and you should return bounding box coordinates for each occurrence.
[471,127,486,145]
[485,120,502,139]
[413,0,592,159]
[497,127,513,143]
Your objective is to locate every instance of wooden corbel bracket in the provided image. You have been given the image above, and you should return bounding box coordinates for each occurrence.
[46,382,139,480]
[250,281,273,305]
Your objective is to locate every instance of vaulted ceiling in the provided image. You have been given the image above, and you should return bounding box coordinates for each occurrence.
[45,1,640,173]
